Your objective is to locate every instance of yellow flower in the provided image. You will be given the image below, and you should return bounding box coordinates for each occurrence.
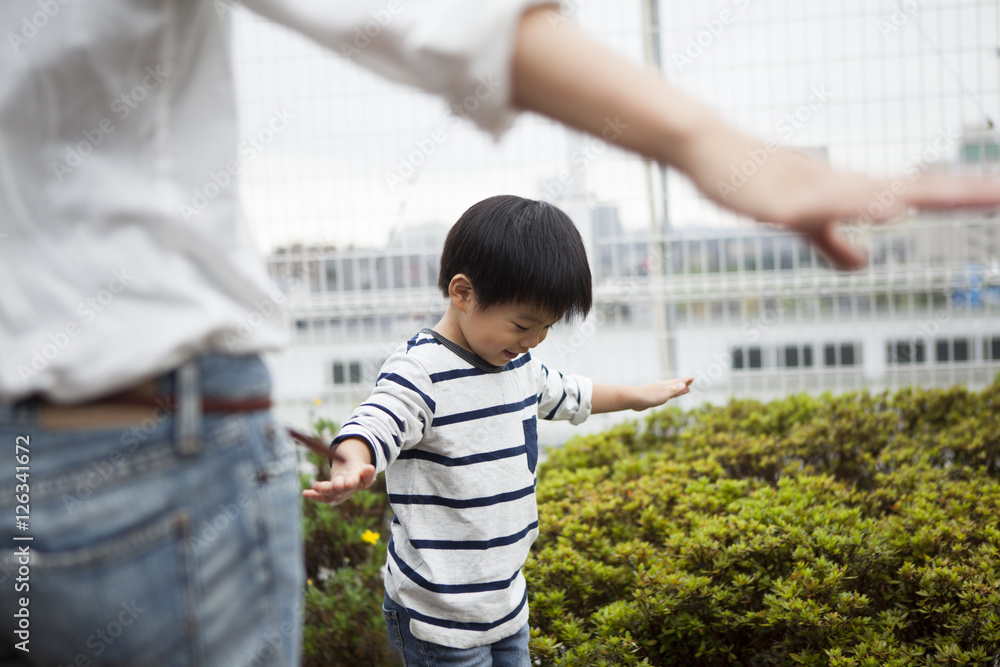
[361,529,380,545]
[307,579,313,586]
[313,398,322,405]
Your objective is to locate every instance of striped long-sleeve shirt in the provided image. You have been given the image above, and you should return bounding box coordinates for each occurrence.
[334,328,593,648]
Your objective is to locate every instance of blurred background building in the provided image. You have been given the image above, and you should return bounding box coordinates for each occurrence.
[231,1,1000,443]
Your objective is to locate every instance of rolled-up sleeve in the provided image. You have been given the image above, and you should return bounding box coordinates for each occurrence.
[244,0,556,138]
[537,363,593,426]
[333,350,436,475]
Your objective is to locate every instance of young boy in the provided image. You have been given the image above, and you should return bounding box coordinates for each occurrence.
[304,194,693,665]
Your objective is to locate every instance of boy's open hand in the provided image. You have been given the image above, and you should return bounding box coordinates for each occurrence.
[302,438,376,505]
[631,376,694,410]
[591,376,694,414]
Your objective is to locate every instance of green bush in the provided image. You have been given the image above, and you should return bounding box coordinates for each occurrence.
[527,381,1000,666]
[298,383,1000,665]
[300,419,400,667]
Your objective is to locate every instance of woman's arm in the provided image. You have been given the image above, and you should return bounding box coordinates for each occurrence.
[511,5,1000,269]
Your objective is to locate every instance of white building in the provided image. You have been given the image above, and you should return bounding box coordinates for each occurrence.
[264,138,1000,444]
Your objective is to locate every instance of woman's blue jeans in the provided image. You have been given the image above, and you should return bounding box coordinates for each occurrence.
[0,354,304,666]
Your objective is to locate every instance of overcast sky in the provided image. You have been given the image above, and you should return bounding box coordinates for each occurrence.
[230,0,998,252]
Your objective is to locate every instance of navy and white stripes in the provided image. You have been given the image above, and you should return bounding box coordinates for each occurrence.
[335,329,592,649]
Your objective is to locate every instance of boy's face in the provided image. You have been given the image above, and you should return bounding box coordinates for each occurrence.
[460,301,561,367]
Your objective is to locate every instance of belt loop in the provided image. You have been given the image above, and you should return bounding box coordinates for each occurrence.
[176,360,202,455]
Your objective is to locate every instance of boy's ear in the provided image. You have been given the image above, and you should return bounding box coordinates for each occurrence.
[448,274,475,312]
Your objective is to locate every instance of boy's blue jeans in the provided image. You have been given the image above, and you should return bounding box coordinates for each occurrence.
[0,354,303,666]
[383,592,531,667]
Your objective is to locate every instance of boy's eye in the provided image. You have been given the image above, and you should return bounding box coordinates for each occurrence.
[514,323,529,331]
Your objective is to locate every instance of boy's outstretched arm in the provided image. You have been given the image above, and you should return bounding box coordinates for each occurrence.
[512,6,1000,270]
[591,377,694,414]
[302,437,377,506]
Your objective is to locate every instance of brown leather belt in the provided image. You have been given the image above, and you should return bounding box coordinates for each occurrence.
[33,383,337,461]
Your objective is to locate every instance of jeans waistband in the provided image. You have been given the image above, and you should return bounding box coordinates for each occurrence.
[0,353,271,429]
[154,353,272,401]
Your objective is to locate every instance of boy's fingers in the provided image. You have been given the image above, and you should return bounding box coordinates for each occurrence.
[302,465,377,504]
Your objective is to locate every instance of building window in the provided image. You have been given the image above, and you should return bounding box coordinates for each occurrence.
[325,259,338,291]
[706,240,721,273]
[780,344,813,368]
[743,239,757,271]
[731,346,764,370]
[332,360,364,385]
[342,258,355,291]
[761,237,775,271]
[798,244,813,269]
[938,337,972,363]
[779,239,795,270]
[824,342,860,367]
[985,336,1000,361]
[725,239,741,272]
[887,340,926,365]
[840,343,856,367]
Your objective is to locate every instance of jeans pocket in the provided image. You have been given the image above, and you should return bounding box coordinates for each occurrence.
[5,509,198,667]
[383,604,406,663]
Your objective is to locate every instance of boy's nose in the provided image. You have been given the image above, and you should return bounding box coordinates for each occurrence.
[520,332,543,349]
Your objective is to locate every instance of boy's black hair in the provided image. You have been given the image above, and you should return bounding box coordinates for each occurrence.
[438,195,592,320]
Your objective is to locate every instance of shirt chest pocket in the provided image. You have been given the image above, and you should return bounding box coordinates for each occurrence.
[523,416,538,473]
